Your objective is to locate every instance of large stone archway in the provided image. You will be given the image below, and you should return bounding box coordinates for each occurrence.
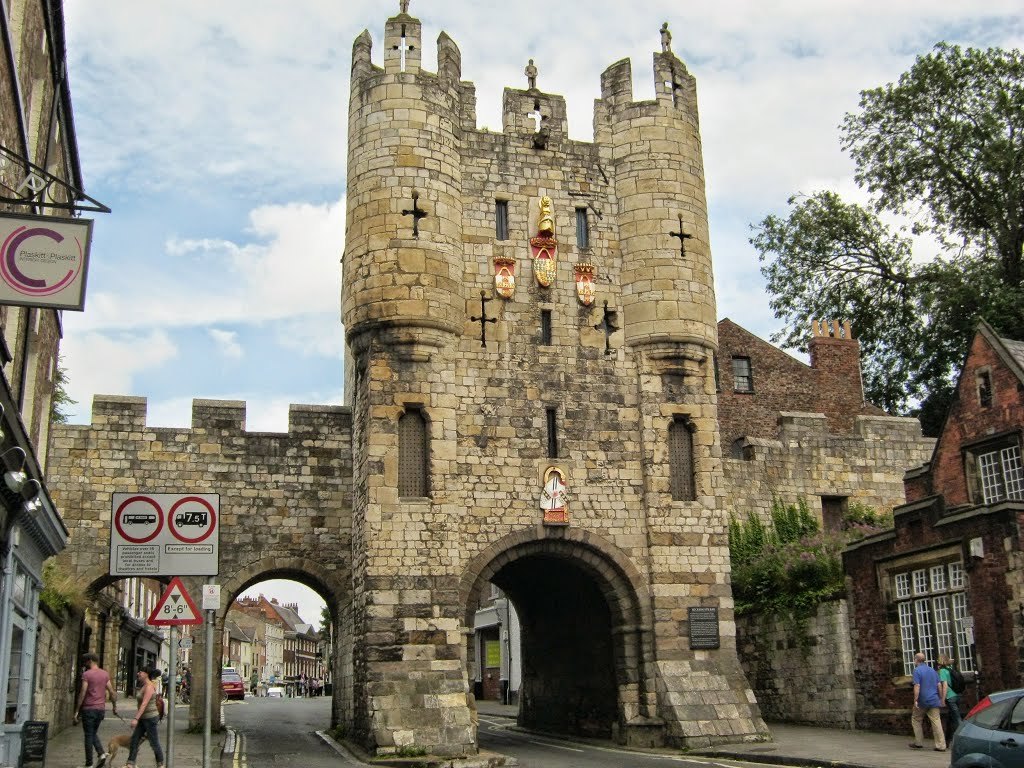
[460,527,662,745]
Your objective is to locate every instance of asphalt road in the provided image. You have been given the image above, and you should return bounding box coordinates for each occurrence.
[478,712,781,768]
[223,696,785,768]
[223,696,360,767]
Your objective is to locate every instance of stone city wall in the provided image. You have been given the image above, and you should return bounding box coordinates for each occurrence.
[736,599,856,727]
[723,413,934,522]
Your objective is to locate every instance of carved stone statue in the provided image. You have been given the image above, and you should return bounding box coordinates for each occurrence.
[400,0,410,14]
[525,59,538,90]
[660,22,672,53]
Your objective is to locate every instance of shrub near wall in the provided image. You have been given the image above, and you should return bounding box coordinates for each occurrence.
[737,599,856,727]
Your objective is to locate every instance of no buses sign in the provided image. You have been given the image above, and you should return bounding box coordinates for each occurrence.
[110,493,219,576]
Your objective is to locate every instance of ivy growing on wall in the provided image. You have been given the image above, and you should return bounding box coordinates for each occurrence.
[729,497,890,618]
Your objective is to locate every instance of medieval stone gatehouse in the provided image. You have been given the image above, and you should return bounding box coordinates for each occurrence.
[47,5,772,756]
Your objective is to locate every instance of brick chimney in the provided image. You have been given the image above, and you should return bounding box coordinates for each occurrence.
[808,319,865,433]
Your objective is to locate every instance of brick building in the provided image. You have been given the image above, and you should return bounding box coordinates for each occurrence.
[844,320,1024,733]
[718,318,931,532]
[0,0,102,759]
[717,318,884,454]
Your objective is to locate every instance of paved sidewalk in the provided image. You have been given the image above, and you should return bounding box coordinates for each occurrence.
[477,701,952,768]
[43,702,224,768]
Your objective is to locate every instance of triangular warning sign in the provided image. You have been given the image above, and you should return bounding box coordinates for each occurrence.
[148,577,203,626]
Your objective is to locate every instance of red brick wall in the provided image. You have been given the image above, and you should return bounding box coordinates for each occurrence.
[717,319,883,451]
[843,498,1024,734]
[809,335,870,434]
[918,332,1024,507]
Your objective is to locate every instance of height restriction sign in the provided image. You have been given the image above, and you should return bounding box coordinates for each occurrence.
[148,577,202,626]
[110,493,219,576]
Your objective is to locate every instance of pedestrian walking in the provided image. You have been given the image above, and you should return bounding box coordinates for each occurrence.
[938,653,963,740]
[123,666,164,768]
[73,652,119,768]
[909,652,946,751]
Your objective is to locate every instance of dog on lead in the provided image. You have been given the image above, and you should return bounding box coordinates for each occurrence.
[103,731,146,766]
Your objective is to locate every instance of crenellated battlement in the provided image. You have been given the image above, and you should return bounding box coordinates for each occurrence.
[350,12,697,146]
[77,395,351,436]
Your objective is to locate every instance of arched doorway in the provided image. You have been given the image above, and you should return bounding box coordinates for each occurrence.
[461,530,654,742]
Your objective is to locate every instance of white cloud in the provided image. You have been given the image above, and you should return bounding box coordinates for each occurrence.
[61,330,178,422]
[57,0,1024,418]
[67,197,346,334]
[208,329,243,360]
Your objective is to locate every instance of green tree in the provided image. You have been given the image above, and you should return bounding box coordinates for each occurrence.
[752,43,1024,432]
[50,355,77,424]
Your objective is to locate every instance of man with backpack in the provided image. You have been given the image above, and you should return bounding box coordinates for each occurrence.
[938,653,964,740]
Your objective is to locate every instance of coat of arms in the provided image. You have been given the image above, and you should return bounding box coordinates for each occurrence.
[531,195,557,287]
[574,261,596,306]
[494,255,516,299]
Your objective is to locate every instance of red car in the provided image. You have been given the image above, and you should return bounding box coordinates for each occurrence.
[221,671,245,700]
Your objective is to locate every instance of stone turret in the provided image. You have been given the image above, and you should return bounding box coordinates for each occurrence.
[596,49,716,374]
[342,9,466,359]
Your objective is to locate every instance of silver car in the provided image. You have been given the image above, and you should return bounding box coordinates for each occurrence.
[951,688,1024,767]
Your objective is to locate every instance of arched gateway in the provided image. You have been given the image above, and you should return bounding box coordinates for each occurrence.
[47,4,769,758]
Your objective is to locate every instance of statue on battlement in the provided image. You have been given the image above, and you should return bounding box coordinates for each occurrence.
[525,59,538,90]
[661,22,672,53]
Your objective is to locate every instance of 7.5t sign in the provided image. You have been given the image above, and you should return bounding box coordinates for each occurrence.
[110,493,219,576]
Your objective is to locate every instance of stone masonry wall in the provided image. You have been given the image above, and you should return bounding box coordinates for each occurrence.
[736,600,856,727]
[33,606,80,730]
[46,396,354,726]
[723,413,934,523]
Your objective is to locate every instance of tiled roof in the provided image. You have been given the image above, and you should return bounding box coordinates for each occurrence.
[1001,337,1024,372]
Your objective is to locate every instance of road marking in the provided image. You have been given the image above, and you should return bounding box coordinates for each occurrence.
[528,739,585,753]
[231,733,244,768]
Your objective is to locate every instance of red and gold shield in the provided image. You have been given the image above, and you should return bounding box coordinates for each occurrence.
[531,235,557,287]
[574,261,596,306]
[494,255,516,299]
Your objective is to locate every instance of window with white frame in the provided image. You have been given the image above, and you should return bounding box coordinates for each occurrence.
[965,436,1024,505]
[894,560,974,676]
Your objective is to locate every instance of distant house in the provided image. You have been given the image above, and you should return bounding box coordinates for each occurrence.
[844,320,1024,732]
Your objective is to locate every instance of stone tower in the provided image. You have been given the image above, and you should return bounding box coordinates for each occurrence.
[342,6,767,756]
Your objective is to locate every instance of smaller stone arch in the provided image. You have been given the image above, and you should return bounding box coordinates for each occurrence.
[218,556,347,620]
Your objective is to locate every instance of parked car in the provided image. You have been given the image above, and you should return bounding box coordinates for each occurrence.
[951,688,1024,767]
[266,686,285,698]
[221,671,245,700]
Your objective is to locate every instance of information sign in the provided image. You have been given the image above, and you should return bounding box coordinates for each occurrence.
[20,721,47,765]
[110,493,219,576]
[688,606,721,650]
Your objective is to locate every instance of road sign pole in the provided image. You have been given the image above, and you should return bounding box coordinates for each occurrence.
[166,624,177,768]
[203,606,213,768]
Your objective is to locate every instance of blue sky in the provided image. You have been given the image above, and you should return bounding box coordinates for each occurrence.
[59,0,1022,628]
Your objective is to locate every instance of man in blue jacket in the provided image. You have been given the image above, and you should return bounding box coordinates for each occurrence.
[910,652,946,751]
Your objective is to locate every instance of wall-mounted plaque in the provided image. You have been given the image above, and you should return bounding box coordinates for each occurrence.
[688,606,720,650]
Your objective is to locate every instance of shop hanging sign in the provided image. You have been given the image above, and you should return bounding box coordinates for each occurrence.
[0,211,92,310]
